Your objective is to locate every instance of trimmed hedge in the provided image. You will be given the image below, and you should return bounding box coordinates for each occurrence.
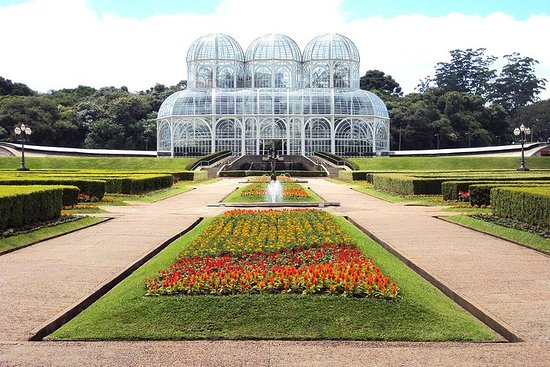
[492,187,550,227]
[441,176,550,201]
[185,151,230,170]
[372,174,449,195]
[469,182,550,207]
[0,186,63,231]
[219,170,328,178]
[102,174,173,194]
[0,178,105,199]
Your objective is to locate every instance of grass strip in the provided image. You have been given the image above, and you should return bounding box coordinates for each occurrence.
[0,217,108,254]
[51,215,496,341]
[443,215,550,254]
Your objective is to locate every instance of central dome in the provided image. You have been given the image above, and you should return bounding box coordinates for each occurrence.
[245,34,302,62]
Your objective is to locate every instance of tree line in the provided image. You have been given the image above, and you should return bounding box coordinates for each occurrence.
[1,48,547,151]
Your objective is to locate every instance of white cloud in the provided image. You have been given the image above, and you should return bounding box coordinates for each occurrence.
[0,0,548,99]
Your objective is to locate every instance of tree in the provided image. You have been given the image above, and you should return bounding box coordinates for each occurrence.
[360,70,402,97]
[490,53,547,115]
[0,76,34,96]
[434,48,497,97]
[512,99,550,143]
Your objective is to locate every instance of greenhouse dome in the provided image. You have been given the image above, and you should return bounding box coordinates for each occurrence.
[157,33,390,157]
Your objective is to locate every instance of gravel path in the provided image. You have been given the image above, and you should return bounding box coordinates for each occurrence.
[1,178,549,366]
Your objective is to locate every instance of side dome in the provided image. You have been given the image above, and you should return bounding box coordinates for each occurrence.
[303,33,360,89]
[303,33,360,62]
[245,34,302,62]
[186,33,244,62]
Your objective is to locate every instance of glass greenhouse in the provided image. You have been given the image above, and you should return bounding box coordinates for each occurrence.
[157,33,390,157]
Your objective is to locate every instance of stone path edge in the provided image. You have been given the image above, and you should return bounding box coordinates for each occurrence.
[436,216,550,257]
[346,216,522,343]
[29,217,203,342]
[0,217,113,257]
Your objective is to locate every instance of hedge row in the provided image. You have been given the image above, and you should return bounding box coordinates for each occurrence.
[373,173,550,196]
[441,175,550,201]
[492,187,550,227]
[219,170,328,177]
[0,186,63,231]
[469,182,550,206]
[102,174,173,194]
[0,178,105,199]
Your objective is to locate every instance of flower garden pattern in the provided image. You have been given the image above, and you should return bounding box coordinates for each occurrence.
[241,183,309,199]
[146,209,399,299]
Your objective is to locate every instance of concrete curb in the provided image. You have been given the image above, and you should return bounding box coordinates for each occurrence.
[28,217,203,341]
[346,216,523,343]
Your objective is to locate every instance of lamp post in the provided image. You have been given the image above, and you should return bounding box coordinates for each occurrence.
[14,123,32,171]
[513,124,531,171]
[434,133,440,149]
[465,132,471,148]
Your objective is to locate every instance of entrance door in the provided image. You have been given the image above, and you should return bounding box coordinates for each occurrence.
[260,139,285,156]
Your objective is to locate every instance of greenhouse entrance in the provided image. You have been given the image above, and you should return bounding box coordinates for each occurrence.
[260,139,285,156]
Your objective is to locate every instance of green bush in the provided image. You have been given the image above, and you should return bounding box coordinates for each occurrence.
[58,185,80,206]
[0,178,105,199]
[441,176,550,201]
[372,174,446,195]
[492,187,550,227]
[101,174,173,194]
[0,186,63,231]
[469,182,550,206]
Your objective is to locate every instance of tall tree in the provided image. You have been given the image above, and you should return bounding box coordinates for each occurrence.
[511,99,550,143]
[0,76,35,96]
[434,48,497,97]
[490,53,547,115]
[359,70,402,97]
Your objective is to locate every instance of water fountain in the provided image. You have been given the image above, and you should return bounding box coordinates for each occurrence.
[262,143,284,203]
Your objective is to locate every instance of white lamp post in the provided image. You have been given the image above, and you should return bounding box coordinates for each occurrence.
[513,124,531,171]
[14,123,32,171]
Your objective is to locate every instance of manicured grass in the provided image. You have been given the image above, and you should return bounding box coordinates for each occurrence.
[0,217,108,254]
[223,183,323,203]
[349,156,550,171]
[52,216,496,341]
[0,156,195,171]
[443,215,550,254]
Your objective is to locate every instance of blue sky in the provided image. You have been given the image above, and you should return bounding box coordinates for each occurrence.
[1,0,549,19]
[0,0,549,97]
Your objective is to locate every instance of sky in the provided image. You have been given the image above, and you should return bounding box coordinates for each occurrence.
[1,0,549,99]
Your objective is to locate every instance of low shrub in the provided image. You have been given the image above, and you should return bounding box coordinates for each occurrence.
[492,187,550,227]
[469,182,550,206]
[0,178,105,199]
[219,170,327,177]
[0,186,63,231]
[103,174,173,194]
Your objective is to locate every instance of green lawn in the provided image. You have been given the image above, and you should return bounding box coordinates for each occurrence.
[443,215,550,254]
[0,217,108,254]
[0,156,195,171]
[223,182,323,203]
[52,216,497,341]
[349,156,550,171]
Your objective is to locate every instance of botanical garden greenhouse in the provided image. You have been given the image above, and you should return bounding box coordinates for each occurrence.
[157,33,390,157]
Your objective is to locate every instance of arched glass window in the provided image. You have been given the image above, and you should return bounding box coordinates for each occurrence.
[216,118,241,153]
[305,118,331,154]
[254,67,272,88]
[274,67,291,88]
[333,62,350,88]
[196,66,213,88]
[217,66,235,88]
[335,118,373,156]
[311,66,329,88]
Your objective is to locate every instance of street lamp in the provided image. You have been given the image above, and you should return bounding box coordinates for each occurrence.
[513,124,531,171]
[14,123,32,171]
[434,133,440,149]
[465,132,471,148]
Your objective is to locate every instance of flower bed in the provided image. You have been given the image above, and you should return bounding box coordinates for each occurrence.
[146,209,399,299]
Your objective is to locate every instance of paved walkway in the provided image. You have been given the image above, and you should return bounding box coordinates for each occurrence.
[1,178,549,366]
